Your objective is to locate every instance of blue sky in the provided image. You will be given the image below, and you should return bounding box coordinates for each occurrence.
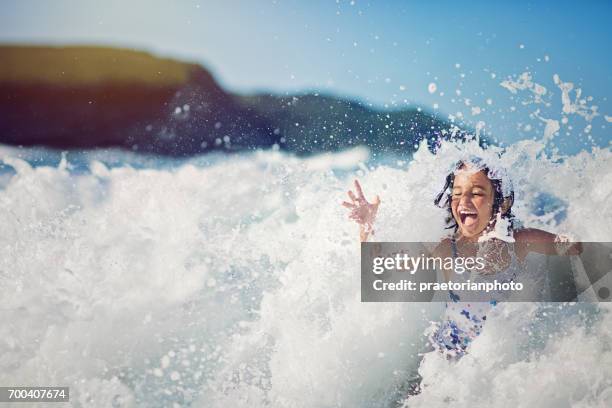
[1,0,610,152]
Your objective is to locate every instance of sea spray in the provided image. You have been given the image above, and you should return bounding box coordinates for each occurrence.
[0,137,610,407]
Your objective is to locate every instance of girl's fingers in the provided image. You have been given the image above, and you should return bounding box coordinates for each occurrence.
[354,179,366,200]
[372,196,381,211]
[348,190,357,202]
[342,201,355,208]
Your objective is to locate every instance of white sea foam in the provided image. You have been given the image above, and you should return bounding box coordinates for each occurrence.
[403,303,612,407]
[0,135,611,407]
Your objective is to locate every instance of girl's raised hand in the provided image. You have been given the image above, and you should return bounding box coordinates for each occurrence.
[342,179,381,235]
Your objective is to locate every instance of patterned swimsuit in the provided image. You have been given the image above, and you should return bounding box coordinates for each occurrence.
[428,237,523,359]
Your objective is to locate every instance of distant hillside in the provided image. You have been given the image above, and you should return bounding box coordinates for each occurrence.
[0,45,475,156]
[236,93,456,155]
[0,46,193,86]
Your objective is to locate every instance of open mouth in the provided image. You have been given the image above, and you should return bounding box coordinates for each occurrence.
[459,209,479,227]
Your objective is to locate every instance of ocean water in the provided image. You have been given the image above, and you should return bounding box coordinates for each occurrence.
[0,136,611,407]
[1,66,611,407]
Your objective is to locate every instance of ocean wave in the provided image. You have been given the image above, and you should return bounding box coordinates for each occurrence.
[0,139,610,407]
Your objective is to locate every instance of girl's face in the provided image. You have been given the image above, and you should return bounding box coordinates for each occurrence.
[450,166,495,239]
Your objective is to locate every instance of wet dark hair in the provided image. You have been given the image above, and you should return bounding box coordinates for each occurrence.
[434,160,515,234]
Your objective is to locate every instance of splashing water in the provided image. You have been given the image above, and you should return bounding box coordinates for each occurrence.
[0,134,610,407]
[1,65,611,407]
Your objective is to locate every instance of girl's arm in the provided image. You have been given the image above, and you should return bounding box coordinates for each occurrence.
[359,225,371,242]
[514,228,582,257]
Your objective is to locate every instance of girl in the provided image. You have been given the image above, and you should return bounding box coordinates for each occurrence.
[342,157,582,361]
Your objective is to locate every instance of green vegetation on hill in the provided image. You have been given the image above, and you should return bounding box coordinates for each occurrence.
[0,45,195,86]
